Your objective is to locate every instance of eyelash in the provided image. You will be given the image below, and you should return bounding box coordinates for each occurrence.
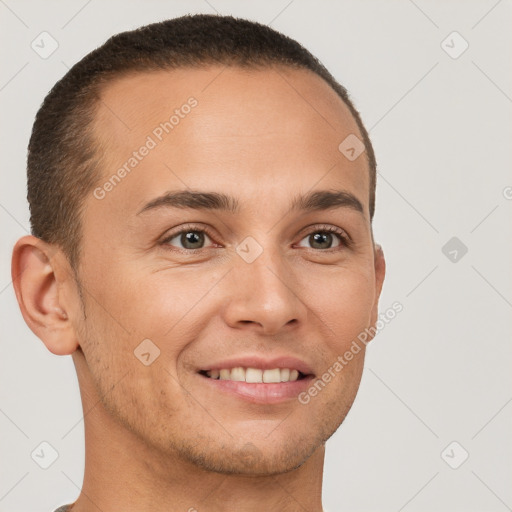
[160,224,219,252]
[301,224,352,249]
[160,223,351,252]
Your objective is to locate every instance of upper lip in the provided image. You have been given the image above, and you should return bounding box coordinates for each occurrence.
[199,355,314,375]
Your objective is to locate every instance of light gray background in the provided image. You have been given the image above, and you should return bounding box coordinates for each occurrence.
[1,1,511,511]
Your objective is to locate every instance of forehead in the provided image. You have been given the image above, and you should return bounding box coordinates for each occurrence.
[90,66,370,218]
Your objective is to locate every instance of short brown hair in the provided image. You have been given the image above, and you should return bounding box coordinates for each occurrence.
[27,14,377,268]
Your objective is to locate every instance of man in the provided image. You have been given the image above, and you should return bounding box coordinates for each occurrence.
[12,14,385,512]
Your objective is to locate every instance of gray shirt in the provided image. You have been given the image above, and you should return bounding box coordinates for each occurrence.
[54,506,71,512]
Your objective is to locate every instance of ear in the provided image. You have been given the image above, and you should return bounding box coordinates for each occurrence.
[11,235,79,355]
[367,243,386,339]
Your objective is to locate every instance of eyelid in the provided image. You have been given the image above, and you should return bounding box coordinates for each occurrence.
[159,222,352,251]
[296,223,352,249]
[160,223,219,249]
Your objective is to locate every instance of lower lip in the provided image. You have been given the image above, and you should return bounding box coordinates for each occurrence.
[199,373,315,404]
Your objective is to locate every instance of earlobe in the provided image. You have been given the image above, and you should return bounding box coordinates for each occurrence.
[11,235,79,355]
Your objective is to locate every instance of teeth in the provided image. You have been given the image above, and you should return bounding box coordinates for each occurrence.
[263,368,281,383]
[246,368,263,383]
[230,367,245,381]
[206,367,302,383]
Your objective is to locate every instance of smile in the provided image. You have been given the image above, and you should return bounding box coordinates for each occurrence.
[200,367,307,383]
[197,362,315,404]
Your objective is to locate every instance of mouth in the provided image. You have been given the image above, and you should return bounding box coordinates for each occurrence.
[198,367,310,383]
[196,359,315,404]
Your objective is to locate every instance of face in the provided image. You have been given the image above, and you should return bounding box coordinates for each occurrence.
[71,65,384,475]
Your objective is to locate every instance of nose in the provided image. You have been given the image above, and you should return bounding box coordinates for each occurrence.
[221,246,307,336]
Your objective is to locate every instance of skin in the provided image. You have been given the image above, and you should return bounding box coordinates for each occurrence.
[12,65,385,511]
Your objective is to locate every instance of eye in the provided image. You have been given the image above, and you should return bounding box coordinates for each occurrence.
[161,226,216,250]
[296,226,350,250]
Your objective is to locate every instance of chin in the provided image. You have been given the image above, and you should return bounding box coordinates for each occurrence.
[175,428,327,476]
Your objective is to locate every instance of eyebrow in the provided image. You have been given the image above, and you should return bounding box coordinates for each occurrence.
[137,189,364,216]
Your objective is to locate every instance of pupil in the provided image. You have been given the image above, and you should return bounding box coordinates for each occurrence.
[182,231,204,249]
[311,232,332,249]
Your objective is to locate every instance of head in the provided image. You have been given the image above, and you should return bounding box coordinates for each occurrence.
[13,14,385,475]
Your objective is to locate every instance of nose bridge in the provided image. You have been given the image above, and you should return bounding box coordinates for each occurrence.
[223,237,306,335]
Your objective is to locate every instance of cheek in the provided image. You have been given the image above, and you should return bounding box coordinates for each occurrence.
[82,255,220,333]
[302,266,375,344]
[129,268,227,337]
[80,265,227,378]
